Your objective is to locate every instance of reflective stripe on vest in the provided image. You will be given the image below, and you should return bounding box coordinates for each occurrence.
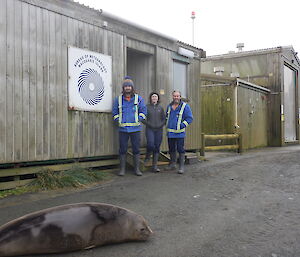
[118,94,140,126]
[166,102,187,133]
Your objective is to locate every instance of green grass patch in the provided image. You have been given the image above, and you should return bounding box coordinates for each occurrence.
[0,186,37,199]
[0,166,113,199]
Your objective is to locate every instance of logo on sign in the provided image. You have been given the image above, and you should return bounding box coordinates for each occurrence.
[78,68,104,105]
[68,47,112,112]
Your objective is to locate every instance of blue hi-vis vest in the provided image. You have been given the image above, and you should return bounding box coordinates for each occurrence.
[113,94,146,132]
[166,101,193,138]
[166,102,187,133]
[118,94,139,127]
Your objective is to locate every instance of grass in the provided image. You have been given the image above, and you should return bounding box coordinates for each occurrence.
[0,166,113,199]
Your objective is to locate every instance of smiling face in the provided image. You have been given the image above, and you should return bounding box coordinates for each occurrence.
[123,85,133,94]
[151,94,159,105]
[172,91,181,104]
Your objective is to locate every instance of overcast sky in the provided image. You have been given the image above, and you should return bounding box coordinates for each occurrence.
[77,0,300,56]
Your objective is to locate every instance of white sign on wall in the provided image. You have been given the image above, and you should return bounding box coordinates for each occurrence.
[68,46,112,112]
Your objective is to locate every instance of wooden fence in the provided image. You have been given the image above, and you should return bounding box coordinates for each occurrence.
[200,133,242,156]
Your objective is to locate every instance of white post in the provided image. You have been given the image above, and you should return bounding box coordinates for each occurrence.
[191,11,196,45]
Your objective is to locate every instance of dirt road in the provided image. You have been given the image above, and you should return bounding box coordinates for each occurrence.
[1,146,300,257]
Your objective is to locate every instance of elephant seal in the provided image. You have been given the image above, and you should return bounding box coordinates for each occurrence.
[0,202,153,256]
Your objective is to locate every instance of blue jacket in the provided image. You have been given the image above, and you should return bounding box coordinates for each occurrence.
[166,101,193,138]
[112,94,147,133]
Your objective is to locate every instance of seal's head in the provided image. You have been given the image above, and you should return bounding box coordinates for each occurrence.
[130,214,153,241]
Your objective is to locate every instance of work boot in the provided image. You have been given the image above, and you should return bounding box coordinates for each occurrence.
[168,152,177,170]
[118,154,126,176]
[134,154,143,176]
[178,153,185,174]
[152,153,160,172]
[144,152,151,163]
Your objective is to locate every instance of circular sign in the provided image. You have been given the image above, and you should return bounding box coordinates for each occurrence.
[78,68,104,105]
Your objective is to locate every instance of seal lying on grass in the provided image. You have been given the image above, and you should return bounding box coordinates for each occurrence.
[0,202,153,256]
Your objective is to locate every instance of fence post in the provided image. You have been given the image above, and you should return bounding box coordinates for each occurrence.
[238,133,243,153]
[200,133,205,156]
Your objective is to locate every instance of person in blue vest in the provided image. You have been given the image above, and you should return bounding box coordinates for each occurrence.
[166,90,193,174]
[112,76,147,176]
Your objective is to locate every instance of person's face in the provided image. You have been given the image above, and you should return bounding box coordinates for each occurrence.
[172,92,181,104]
[151,94,159,104]
[124,85,133,94]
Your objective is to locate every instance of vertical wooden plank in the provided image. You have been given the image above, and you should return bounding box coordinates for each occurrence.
[89,112,95,155]
[89,24,95,51]
[0,0,7,162]
[103,29,108,55]
[55,13,63,158]
[78,111,84,157]
[77,20,83,48]
[36,6,44,159]
[42,8,50,159]
[6,0,15,162]
[83,112,90,156]
[67,18,75,158]
[49,11,56,158]
[97,27,104,53]
[13,0,22,161]
[61,15,68,158]
[83,22,89,49]
[74,111,80,158]
[28,4,37,161]
[21,2,30,162]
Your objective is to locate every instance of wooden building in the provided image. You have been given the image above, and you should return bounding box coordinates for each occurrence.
[0,0,205,166]
[200,74,270,150]
[201,46,300,146]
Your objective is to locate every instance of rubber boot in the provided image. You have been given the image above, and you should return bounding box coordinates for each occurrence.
[168,152,177,170]
[152,153,160,172]
[118,154,126,176]
[144,152,151,163]
[134,154,143,176]
[178,153,185,174]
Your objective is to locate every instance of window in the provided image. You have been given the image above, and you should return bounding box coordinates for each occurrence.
[173,61,187,98]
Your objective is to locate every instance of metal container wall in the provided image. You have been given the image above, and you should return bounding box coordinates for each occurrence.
[0,0,203,164]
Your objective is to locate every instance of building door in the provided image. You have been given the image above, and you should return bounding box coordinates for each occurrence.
[127,48,155,147]
[283,65,297,142]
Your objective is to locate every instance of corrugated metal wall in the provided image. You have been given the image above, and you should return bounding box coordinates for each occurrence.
[0,0,124,163]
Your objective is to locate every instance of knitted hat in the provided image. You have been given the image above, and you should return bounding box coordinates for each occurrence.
[122,76,134,88]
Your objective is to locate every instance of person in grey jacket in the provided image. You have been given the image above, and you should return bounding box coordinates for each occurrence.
[143,92,166,172]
